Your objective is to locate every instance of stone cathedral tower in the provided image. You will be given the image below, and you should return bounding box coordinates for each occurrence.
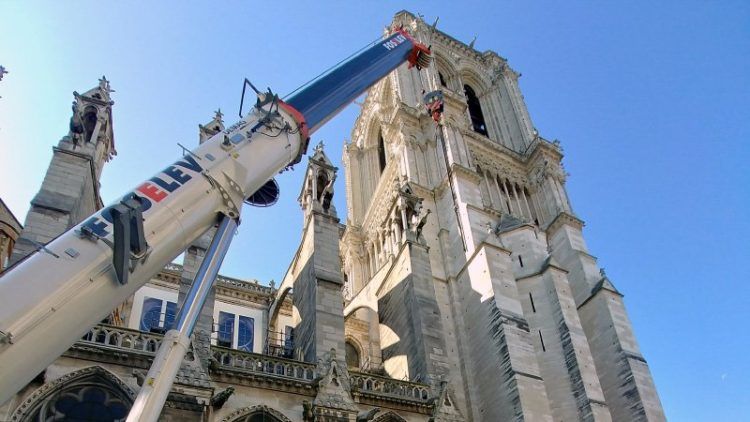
[10,77,116,265]
[340,11,665,422]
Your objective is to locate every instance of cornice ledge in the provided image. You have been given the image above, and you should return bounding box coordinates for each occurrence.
[545,212,584,237]
[450,162,481,184]
[527,138,564,163]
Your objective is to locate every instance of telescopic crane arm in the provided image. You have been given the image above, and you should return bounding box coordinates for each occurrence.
[0,28,430,405]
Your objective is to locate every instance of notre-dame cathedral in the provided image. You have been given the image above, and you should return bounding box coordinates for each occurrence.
[0,11,665,422]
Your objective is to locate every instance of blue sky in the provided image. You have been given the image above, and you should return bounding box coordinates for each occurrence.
[1,1,748,420]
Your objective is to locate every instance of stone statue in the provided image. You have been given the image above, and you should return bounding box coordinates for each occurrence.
[414,209,431,239]
[69,101,84,148]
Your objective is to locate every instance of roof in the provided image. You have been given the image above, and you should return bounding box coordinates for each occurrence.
[0,197,22,236]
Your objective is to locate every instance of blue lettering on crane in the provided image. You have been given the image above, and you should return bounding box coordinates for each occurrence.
[81,155,204,238]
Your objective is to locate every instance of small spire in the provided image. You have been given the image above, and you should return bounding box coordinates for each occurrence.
[468,36,477,49]
[214,108,224,123]
[314,140,325,154]
[98,75,114,93]
[0,65,8,82]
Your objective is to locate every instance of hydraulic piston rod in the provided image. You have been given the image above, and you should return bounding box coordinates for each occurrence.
[126,215,237,422]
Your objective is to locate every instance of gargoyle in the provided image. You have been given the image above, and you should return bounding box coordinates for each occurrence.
[210,386,234,409]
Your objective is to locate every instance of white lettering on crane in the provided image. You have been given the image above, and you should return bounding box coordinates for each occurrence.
[382,34,408,51]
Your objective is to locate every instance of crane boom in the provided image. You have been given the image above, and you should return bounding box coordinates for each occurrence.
[0,28,430,404]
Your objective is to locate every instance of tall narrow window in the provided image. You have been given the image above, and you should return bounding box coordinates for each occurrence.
[164,301,177,330]
[345,341,361,369]
[284,326,295,358]
[438,72,447,87]
[539,330,546,352]
[529,292,536,313]
[217,311,235,348]
[237,316,255,352]
[377,131,387,173]
[464,84,488,137]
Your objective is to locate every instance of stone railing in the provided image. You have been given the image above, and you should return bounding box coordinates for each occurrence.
[211,346,316,382]
[350,371,431,402]
[164,262,273,295]
[79,324,164,354]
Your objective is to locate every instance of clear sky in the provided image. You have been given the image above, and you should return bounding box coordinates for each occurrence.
[1,1,748,420]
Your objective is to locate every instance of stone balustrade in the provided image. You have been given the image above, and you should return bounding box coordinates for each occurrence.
[75,325,431,406]
[211,346,316,382]
[350,371,431,402]
[80,324,163,354]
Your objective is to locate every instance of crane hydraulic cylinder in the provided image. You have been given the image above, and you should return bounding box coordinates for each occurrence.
[0,28,430,405]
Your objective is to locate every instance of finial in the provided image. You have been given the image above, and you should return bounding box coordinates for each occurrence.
[468,36,477,49]
[214,108,224,123]
[600,268,607,278]
[314,140,325,154]
[98,75,114,93]
[0,65,8,82]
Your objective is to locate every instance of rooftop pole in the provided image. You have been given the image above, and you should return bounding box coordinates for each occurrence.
[126,214,237,422]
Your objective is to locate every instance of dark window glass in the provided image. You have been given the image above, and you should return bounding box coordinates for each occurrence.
[140,297,162,332]
[283,326,294,357]
[438,72,447,87]
[30,384,130,421]
[238,316,255,352]
[164,301,177,330]
[377,131,387,173]
[218,311,235,348]
[345,341,360,369]
[464,84,488,136]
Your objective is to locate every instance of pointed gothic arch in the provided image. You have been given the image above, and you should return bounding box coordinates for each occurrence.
[344,336,363,370]
[220,405,292,422]
[11,366,136,422]
[433,52,459,91]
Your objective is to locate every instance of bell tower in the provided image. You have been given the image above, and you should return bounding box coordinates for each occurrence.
[11,77,116,265]
[341,10,664,421]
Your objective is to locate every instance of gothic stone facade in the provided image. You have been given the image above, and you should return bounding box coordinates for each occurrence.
[0,11,664,422]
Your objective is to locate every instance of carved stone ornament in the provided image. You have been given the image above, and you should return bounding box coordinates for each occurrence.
[11,366,136,422]
[220,404,293,422]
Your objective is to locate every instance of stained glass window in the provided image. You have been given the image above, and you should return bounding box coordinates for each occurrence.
[140,297,162,332]
[139,297,177,332]
[237,316,254,352]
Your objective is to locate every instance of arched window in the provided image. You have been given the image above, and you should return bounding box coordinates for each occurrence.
[15,367,135,422]
[345,341,360,369]
[377,131,387,174]
[464,85,488,137]
[234,411,284,422]
[82,106,99,143]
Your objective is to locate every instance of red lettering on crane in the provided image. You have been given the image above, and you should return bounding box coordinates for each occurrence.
[137,182,168,202]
